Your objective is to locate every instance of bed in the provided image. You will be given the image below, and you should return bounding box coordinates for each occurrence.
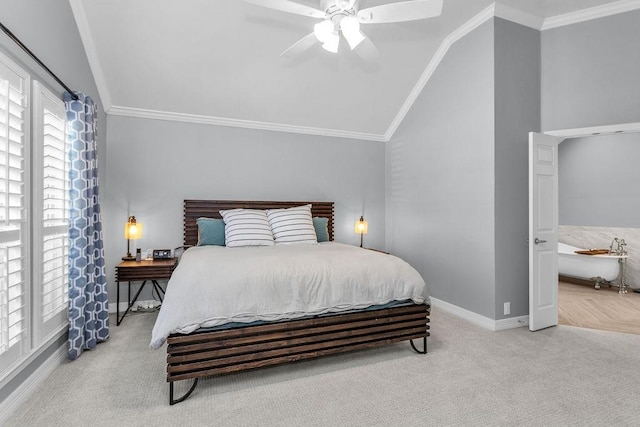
[154,200,430,404]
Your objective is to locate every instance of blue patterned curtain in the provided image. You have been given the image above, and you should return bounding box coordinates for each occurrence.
[65,92,109,360]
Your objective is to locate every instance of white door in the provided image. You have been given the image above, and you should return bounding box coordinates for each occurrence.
[529,132,563,331]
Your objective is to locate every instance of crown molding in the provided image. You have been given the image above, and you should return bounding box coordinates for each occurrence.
[541,0,640,30]
[545,122,640,138]
[108,105,387,142]
[68,0,112,110]
[385,4,497,141]
[70,0,640,142]
[384,1,640,141]
[494,2,544,30]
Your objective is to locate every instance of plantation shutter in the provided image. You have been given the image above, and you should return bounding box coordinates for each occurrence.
[0,53,30,371]
[33,81,68,342]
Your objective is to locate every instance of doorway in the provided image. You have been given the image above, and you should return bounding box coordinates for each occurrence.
[528,122,640,332]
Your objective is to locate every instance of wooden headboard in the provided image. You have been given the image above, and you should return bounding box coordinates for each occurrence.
[183,200,335,247]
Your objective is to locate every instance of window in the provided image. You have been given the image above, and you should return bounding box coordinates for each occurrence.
[33,81,69,343]
[0,50,69,380]
[0,50,30,374]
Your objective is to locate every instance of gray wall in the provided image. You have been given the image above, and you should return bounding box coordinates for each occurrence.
[541,9,640,131]
[386,20,496,319]
[0,0,107,175]
[0,0,105,406]
[386,18,540,321]
[559,133,640,228]
[543,10,640,293]
[494,19,540,319]
[104,116,386,305]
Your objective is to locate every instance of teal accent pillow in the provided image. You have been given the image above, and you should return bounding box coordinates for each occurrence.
[313,217,329,242]
[196,217,226,246]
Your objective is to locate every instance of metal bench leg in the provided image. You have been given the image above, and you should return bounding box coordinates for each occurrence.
[169,378,199,405]
[410,336,427,354]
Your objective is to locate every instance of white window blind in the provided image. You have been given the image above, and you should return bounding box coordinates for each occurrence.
[33,81,68,342]
[0,52,30,372]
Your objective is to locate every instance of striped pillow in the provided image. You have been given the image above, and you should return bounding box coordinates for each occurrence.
[219,209,275,247]
[266,204,318,245]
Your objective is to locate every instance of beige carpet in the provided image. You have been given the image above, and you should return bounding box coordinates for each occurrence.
[4,308,640,426]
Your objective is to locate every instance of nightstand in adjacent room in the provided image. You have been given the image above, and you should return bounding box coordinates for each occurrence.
[115,258,177,325]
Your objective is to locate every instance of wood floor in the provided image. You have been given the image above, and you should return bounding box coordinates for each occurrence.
[558,281,640,335]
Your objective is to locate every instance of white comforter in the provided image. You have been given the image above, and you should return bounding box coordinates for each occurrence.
[150,242,427,349]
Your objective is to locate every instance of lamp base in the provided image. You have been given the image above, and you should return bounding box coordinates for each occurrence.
[122,255,136,261]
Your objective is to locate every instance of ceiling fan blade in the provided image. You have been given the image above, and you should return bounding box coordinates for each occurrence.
[244,0,326,19]
[357,0,443,24]
[280,32,318,58]
[354,34,380,62]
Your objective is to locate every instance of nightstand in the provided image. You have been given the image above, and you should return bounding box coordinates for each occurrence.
[115,258,177,325]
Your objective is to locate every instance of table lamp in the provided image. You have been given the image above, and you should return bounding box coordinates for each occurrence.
[354,215,368,248]
[123,216,143,260]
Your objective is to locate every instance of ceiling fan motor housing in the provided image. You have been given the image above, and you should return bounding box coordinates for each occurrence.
[322,0,359,14]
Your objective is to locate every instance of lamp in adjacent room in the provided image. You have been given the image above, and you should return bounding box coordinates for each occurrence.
[122,216,143,260]
[354,215,368,248]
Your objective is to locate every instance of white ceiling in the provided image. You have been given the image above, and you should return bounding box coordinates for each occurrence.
[70,0,636,141]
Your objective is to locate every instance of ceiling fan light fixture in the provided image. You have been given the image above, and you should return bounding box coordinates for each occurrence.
[322,31,340,53]
[340,15,365,50]
[244,0,445,59]
[314,19,334,43]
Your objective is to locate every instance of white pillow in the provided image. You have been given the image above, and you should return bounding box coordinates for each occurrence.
[219,209,275,247]
[266,204,318,245]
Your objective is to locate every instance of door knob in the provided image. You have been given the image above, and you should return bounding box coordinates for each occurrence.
[534,238,547,245]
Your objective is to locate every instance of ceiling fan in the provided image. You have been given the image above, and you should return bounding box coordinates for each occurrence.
[244,0,444,60]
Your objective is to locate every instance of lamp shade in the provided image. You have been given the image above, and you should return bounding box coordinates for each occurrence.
[354,216,368,235]
[322,31,340,53]
[124,216,143,239]
[340,16,365,50]
[314,20,334,43]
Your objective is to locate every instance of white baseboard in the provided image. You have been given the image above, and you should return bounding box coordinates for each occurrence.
[495,315,529,330]
[0,342,67,424]
[430,297,528,331]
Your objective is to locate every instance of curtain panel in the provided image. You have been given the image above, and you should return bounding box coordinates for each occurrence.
[65,92,109,360]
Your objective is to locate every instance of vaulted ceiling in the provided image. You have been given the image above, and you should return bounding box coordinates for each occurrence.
[70,0,634,141]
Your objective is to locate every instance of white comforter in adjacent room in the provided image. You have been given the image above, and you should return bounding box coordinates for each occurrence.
[150,242,427,349]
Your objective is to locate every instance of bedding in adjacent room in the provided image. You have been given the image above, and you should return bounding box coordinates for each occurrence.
[150,242,427,349]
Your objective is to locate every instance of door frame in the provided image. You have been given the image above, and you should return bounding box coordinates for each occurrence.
[529,122,640,329]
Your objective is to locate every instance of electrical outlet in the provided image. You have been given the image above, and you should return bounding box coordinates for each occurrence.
[504,302,511,315]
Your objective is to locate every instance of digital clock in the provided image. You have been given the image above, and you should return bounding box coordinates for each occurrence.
[152,249,172,259]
